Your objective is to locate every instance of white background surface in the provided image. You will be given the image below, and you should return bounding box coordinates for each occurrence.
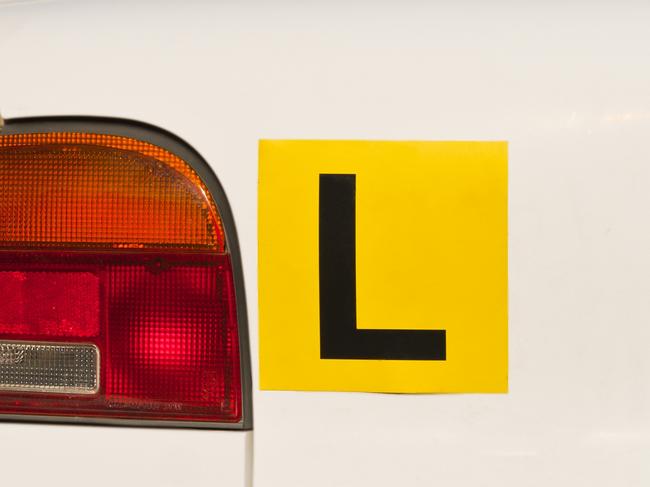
[1,1,650,486]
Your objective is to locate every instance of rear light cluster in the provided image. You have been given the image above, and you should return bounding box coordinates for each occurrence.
[0,120,249,428]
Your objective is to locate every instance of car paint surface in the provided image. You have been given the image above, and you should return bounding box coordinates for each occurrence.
[1,1,650,486]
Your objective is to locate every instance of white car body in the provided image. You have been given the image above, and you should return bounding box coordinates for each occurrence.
[1,1,649,486]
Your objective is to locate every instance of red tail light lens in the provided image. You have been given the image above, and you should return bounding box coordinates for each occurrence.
[0,119,249,428]
[0,270,100,337]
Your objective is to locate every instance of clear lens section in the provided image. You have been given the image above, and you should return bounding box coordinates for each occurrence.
[0,341,99,394]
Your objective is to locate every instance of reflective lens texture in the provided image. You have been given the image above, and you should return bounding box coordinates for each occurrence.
[0,271,100,337]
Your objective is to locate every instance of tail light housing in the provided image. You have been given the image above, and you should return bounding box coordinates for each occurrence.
[0,117,251,429]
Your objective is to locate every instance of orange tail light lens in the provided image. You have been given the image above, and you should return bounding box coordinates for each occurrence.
[0,132,224,250]
[0,118,250,429]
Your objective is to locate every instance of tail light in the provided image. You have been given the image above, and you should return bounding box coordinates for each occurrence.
[0,117,251,429]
